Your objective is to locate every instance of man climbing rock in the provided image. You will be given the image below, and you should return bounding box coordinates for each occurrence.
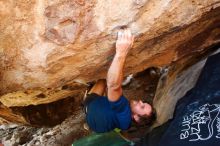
[83,28,155,133]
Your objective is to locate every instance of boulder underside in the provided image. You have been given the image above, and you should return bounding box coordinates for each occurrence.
[0,0,220,125]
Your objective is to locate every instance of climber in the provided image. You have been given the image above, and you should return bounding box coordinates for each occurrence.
[83,28,156,133]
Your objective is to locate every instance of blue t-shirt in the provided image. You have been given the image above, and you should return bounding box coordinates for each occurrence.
[86,95,131,133]
[157,52,220,146]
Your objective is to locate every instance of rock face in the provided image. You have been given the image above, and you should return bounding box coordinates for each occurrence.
[153,48,220,126]
[0,110,88,146]
[0,0,220,125]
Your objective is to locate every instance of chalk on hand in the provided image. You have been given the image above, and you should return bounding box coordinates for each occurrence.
[118,31,123,38]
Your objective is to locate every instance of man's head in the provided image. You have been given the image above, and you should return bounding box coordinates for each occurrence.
[130,100,156,125]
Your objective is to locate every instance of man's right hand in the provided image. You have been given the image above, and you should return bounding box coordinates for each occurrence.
[116,28,134,57]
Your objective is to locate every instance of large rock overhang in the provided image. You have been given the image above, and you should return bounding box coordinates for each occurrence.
[0,0,220,125]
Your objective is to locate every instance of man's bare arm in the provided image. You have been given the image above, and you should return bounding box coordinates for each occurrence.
[107,29,134,102]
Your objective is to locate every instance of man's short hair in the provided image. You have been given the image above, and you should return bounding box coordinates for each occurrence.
[136,107,157,126]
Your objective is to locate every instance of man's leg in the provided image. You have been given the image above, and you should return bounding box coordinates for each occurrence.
[83,79,107,131]
[88,79,106,96]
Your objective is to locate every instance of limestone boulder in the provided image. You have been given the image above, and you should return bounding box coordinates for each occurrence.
[0,0,220,125]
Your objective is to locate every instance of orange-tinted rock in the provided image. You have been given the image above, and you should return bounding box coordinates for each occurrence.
[0,0,220,125]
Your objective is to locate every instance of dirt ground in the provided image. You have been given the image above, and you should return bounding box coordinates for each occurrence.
[0,68,160,146]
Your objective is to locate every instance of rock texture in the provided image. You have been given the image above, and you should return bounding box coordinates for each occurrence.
[153,48,220,126]
[0,110,88,146]
[0,87,86,126]
[0,0,220,125]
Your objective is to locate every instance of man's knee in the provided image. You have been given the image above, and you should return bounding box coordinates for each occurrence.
[88,79,107,95]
